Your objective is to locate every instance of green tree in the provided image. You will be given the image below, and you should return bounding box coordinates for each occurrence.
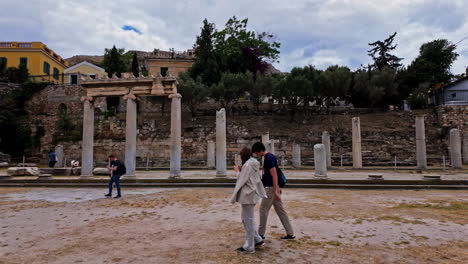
[101,46,125,77]
[211,72,251,111]
[1,65,30,83]
[273,74,311,119]
[131,52,139,77]
[214,16,281,76]
[177,72,210,117]
[368,32,403,70]
[319,65,352,107]
[407,83,430,109]
[250,73,276,111]
[350,69,372,108]
[190,19,220,86]
[289,65,321,107]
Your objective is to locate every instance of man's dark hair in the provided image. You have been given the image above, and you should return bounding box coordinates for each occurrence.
[109,155,116,158]
[251,142,266,153]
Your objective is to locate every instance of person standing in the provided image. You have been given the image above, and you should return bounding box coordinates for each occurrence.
[230,147,267,253]
[251,142,295,240]
[105,155,125,199]
[48,150,57,168]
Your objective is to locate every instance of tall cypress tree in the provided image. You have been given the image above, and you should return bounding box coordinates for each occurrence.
[102,45,124,78]
[131,52,139,77]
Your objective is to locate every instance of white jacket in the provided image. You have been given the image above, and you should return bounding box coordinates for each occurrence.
[230,157,267,205]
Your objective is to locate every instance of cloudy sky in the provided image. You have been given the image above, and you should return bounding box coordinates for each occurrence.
[2,0,467,73]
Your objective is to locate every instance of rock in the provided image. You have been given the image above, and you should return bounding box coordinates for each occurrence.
[93,167,110,175]
[7,167,40,176]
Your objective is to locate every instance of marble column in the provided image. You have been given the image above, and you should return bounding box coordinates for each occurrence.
[415,115,427,169]
[449,128,462,169]
[124,95,137,177]
[207,140,215,168]
[169,93,182,178]
[322,131,332,168]
[216,109,227,177]
[55,144,64,168]
[314,144,327,177]
[463,134,468,164]
[292,143,301,168]
[81,98,94,177]
[262,133,271,152]
[352,117,363,168]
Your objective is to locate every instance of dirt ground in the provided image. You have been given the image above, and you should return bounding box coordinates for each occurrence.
[0,187,467,264]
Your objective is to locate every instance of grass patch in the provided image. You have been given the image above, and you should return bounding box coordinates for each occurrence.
[376,215,426,225]
[394,201,468,211]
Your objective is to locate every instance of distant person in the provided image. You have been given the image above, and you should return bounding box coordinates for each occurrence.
[251,142,295,240]
[48,150,57,168]
[105,155,126,199]
[230,147,266,253]
[70,160,80,168]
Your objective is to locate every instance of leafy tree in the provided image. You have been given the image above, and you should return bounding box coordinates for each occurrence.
[177,72,210,117]
[213,16,280,76]
[407,83,430,109]
[368,32,403,70]
[131,52,139,77]
[368,67,399,107]
[211,72,251,111]
[319,65,352,107]
[0,65,30,83]
[289,65,321,107]
[190,19,220,86]
[250,73,276,111]
[273,73,311,119]
[350,69,372,108]
[101,46,125,77]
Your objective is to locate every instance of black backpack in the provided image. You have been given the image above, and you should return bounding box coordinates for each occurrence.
[117,163,126,175]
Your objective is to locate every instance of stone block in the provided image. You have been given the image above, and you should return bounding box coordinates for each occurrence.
[93,167,111,175]
[7,167,40,176]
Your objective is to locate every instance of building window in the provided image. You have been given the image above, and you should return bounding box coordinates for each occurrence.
[19,57,28,67]
[0,42,12,47]
[160,67,168,77]
[70,74,78,84]
[43,62,50,74]
[53,67,59,80]
[0,57,7,71]
[89,74,96,79]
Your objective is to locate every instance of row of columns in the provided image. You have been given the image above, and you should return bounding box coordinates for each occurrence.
[80,94,182,178]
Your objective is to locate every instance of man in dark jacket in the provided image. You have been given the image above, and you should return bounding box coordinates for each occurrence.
[105,155,123,198]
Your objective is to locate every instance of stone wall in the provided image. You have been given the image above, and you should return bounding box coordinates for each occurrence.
[16,84,465,166]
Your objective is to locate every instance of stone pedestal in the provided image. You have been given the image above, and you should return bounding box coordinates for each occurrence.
[262,133,271,152]
[292,144,301,168]
[322,131,332,168]
[314,144,327,177]
[169,94,182,178]
[216,109,227,177]
[463,135,468,164]
[55,145,64,168]
[449,128,462,169]
[415,115,427,169]
[81,99,94,177]
[124,96,137,177]
[352,117,362,168]
[207,140,215,168]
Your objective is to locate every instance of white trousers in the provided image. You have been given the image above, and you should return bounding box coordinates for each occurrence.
[241,204,263,252]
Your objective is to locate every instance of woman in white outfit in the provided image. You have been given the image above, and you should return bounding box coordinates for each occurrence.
[230,147,267,253]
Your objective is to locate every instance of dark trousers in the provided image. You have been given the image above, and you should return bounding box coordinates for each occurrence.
[108,174,121,196]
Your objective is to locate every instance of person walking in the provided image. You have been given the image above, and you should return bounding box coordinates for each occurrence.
[230,147,267,254]
[105,155,125,199]
[251,142,295,240]
[48,150,57,168]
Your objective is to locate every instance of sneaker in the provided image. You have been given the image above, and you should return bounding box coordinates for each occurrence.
[255,240,264,247]
[280,235,296,240]
[113,195,122,199]
[104,194,111,197]
[235,247,254,254]
[259,234,265,240]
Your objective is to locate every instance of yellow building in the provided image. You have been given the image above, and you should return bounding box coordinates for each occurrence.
[63,61,106,84]
[0,41,69,83]
[144,49,194,77]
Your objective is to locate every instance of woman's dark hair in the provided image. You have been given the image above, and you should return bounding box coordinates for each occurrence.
[240,147,252,165]
[251,142,265,153]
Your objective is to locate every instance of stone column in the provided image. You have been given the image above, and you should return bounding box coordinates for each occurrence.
[207,140,215,168]
[449,128,462,169]
[81,98,94,177]
[322,131,332,168]
[415,115,427,169]
[352,117,362,168]
[292,144,301,168]
[169,93,182,178]
[463,134,468,164]
[55,144,64,168]
[216,109,227,177]
[262,133,271,152]
[124,95,137,177]
[314,144,327,177]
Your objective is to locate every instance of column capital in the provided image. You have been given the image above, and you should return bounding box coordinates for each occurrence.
[169,93,182,99]
[80,96,94,102]
[123,93,137,100]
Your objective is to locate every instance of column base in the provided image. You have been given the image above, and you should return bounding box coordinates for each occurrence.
[314,174,328,178]
[123,175,137,179]
[80,174,93,178]
[169,175,181,179]
[216,174,227,177]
